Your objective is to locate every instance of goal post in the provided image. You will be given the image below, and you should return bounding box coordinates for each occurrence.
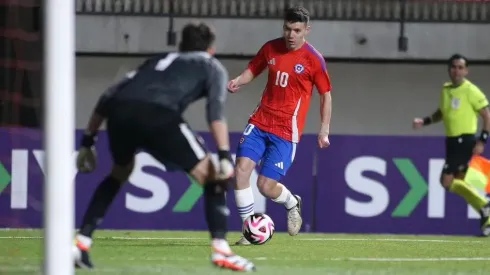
[43,0,76,274]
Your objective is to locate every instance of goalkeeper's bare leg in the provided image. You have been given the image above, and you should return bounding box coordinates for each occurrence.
[73,155,255,272]
[73,162,134,269]
[193,155,255,271]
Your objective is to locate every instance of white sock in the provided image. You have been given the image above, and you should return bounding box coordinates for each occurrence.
[235,187,255,221]
[75,234,92,250]
[272,185,298,210]
[212,238,232,255]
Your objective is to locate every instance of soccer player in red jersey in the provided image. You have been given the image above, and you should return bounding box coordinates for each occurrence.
[227,6,332,245]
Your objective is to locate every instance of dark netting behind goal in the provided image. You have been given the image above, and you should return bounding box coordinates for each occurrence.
[0,0,43,230]
[0,0,43,128]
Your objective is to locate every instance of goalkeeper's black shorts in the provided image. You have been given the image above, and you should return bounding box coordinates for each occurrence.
[105,100,208,172]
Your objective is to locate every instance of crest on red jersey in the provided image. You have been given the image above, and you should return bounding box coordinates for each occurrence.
[294,64,304,74]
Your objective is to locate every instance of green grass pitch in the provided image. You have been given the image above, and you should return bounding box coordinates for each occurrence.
[1,229,489,274]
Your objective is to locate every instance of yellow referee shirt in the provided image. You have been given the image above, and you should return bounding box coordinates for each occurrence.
[439,79,489,137]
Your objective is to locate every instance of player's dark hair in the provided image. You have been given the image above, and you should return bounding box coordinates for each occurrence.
[448,53,469,68]
[284,6,310,24]
[179,22,215,52]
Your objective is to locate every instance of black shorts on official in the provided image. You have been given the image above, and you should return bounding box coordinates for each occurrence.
[105,101,208,172]
[442,134,476,175]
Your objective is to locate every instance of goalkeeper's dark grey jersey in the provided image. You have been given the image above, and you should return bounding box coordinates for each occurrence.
[95,51,228,124]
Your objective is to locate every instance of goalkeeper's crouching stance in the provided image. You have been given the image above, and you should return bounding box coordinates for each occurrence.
[73,22,256,272]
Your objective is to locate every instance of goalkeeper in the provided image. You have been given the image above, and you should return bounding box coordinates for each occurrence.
[413,54,490,236]
[73,22,255,272]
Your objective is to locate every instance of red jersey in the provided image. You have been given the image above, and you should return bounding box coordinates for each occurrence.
[247,38,331,143]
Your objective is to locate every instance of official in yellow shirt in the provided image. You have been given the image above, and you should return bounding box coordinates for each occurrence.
[413,54,490,236]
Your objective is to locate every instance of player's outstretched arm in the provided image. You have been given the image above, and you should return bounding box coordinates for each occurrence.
[205,59,234,178]
[84,80,127,135]
[76,86,119,173]
[206,60,231,150]
[209,120,230,152]
[84,112,104,136]
[318,92,332,148]
[77,69,138,172]
[206,98,231,153]
[76,102,105,173]
[473,106,490,154]
[413,109,442,129]
[228,66,263,93]
[467,86,490,153]
[479,107,490,133]
[228,69,255,93]
[206,90,234,178]
[85,64,142,135]
[228,43,268,93]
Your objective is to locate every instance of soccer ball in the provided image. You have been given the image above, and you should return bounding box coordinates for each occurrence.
[242,213,275,245]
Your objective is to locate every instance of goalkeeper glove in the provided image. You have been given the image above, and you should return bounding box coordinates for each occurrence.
[76,132,97,173]
[217,149,234,180]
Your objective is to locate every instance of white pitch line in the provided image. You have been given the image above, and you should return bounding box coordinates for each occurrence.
[0,236,207,240]
[2,256,489,262]
[299,238,486,243]
[0,236,41,239]
[110,236,206,240]
[0,265,188,274]
[330,257,490,262]
[0,236,489,244]
[0,236,486,243]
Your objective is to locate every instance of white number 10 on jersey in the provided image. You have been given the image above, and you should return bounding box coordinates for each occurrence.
[275,71,289,88]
